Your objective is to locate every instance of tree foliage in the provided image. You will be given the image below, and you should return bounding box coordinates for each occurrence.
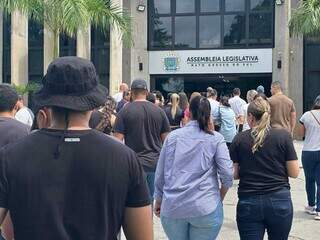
[289,0,320,37]
[0,0,131,58]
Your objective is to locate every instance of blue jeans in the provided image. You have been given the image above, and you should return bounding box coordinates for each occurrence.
[146,172,155,202]
[237,189,293,240]
[160,202,223,240]
[302,150,320,211]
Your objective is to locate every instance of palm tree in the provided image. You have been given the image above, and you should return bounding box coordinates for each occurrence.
[289,0,320,37]
[0,0,131,58]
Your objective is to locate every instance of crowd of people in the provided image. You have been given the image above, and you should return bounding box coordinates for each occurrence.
[0,56,319,240]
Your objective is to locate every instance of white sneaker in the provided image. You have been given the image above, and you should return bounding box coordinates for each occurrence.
[305,206,317,215]
[315,212,320,221]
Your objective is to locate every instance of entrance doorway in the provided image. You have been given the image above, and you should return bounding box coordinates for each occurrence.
[304,39,320,111]
[151,74,272,100]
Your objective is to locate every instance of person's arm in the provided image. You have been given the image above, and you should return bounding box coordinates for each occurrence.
[220,185,229,201]
[160,110,171,143]
[299,123,305,138]
[113,113,125,142]
[113,132,124,142]
[290,111,296,134]
[2,213,14,240]
[0,150,9,226]
[284,131,300,178]
[233,163,240,180]
[215,138,234,200]
[286,160,300,178]
[290,103,297,134]
[123,206,153,240]
[0,208,7,225]
[154,139,168,217]
[160,132,168,143]
[229,136,240,180]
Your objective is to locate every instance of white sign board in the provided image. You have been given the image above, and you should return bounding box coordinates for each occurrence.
[149,49,273,74]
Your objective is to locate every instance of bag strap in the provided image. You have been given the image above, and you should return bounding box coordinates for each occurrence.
[310,111,320,127]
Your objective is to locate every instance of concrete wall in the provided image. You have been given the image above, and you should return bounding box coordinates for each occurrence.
[11,11,28,86]
[122,0,149,88]
[289,0,304,138]
[273,0,304,138]
[273,2,290,93]
[77,26,91,60]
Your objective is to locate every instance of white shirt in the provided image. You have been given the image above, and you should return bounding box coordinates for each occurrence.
[300,110,320,151]
[15,107,34,127]
[113,92,123,103]
[229,96,247,117]
[239,103,250,131]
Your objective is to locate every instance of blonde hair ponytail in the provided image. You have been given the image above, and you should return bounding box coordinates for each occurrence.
[170,93,179,119]
[248,97,271,153]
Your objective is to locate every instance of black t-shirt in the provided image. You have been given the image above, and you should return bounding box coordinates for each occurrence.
[229,128,298,197]
[0,117,30,148]
[0,129,150,240]
[164,105,184,129]
[114,101,171,172]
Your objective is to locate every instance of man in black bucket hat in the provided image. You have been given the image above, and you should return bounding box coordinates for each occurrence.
[0,57,152,240]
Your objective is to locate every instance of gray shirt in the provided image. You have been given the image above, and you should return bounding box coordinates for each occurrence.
[0,117,30,148]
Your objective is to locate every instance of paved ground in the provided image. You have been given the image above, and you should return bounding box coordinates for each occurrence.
[124,141,320,240]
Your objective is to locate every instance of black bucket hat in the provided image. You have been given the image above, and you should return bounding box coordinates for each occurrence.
[34,56,108,111]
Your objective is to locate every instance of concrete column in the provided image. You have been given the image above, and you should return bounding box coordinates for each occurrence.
[11,10,28,86]
[109,0,123,96]
[0,11,3,83]
[77,25,91,60]
[128,0,149,86]
[43,24,56,73]
[289,0,304,138]
[273,2,290,95]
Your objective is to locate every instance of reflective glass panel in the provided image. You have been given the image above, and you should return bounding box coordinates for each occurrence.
[152,17,172,47]
[199,16,221,48]
[249,13,272,44]
[201,0,220,12]
[250,0,271,11]
[154,0,171,14]
[224,15,246,45]
[175,16,196,48]
[225,0,245,12]
[176,0,195,13]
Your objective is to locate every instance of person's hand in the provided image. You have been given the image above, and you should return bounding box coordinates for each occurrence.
[154,199,161,218]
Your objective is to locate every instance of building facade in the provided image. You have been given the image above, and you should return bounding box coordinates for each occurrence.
[1,0,320,130]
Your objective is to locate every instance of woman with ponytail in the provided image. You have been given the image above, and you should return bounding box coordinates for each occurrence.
[154,96,233,240]
[229,97,300,240]
[164,93,184,130]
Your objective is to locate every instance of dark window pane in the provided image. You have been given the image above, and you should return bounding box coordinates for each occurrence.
[154,0,171,14]
[28,20,43,82]
[175,16,196,48]
[199,16,221,48]
[250,0,271,11]
[28,20,43,47]
[224,15,246,45]
[59,34,76,56]
[201,0,220,12]
[249,13,272,45]
[152,16,172,47]
[176,0,195,13]
[225,0,245,12]
[3,15,11,83]
[91,27,110,87]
